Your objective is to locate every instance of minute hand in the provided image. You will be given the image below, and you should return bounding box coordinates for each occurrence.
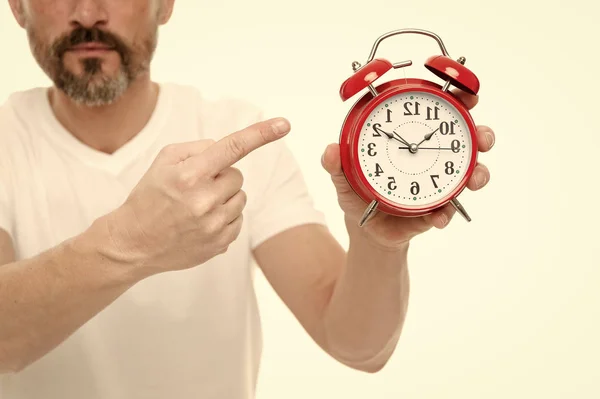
[373,125,410,146]
[392,131,411,147]
[416,127,440,148]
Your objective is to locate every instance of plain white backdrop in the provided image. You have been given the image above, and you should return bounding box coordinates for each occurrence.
[1,0,599,398]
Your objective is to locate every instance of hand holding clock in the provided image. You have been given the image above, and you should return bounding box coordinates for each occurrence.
[322,88,494,250]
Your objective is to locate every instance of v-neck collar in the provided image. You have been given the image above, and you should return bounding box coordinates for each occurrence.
[36,82,172,176]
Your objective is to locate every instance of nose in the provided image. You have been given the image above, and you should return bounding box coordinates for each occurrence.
[69,0,108,28]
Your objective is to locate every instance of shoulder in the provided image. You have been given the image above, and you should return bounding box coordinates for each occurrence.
[0,87,47,157]
[0,87,47,123]
[0,88,45,203]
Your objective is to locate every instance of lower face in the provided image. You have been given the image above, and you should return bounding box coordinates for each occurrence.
[357,91,474,209]
[27,24,158,106]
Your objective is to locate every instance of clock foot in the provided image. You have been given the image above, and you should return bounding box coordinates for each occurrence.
[450,198,472,222]
[359,200,379,227]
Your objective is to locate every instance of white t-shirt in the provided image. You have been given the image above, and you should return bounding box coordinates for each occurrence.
[0,82,327,399]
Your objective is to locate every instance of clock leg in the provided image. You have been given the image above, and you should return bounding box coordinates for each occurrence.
[359,200,379,227]
[450,198,472,222]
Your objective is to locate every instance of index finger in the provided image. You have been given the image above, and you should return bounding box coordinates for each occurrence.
[198,117,291,176]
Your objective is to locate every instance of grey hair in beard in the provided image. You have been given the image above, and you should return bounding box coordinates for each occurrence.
[27,25,157,107]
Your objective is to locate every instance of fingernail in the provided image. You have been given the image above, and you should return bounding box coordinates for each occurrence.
[475,172,487,188]
[486,131,495,149]
[439,213,448,226]
[272,118,290,136]
[322,145,331,166]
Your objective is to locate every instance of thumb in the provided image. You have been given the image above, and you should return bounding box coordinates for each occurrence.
[321,143,343,176]
[321,143,353,194]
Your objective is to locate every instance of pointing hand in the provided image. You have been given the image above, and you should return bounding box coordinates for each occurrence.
[103,117,291,277]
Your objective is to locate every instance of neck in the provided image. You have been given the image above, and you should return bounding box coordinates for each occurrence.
[47,74,159,155]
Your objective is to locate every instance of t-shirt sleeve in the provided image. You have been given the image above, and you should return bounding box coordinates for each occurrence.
[247,136,327,250]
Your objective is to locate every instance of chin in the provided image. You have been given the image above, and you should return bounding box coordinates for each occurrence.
[56,70,130,107]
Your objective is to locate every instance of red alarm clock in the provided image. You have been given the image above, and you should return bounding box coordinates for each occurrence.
[338,28,480,227]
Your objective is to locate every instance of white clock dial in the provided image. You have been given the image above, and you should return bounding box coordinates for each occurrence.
[357,91,473,208]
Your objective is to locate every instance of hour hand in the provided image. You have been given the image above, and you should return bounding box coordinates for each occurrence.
[417,127,439,148]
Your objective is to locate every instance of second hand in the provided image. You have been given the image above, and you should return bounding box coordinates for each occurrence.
[399,146,455,151]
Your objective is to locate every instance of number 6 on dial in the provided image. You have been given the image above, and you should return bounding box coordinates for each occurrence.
[338,29,481,227]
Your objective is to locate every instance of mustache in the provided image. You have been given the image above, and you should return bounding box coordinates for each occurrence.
[51,27,131,64]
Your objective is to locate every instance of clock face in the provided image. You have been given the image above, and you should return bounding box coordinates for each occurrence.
[357,90,473,208]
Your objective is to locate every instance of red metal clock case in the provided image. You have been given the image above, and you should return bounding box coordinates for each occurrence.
[339,78,479,217]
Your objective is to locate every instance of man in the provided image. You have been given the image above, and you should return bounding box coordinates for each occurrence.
[0,0,495,398]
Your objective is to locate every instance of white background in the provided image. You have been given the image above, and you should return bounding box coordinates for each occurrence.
[1,0,599,398]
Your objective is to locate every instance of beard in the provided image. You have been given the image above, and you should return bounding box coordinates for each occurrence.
[27,25,158,106]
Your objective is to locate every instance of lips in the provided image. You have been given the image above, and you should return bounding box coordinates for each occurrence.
[69,43,114,51]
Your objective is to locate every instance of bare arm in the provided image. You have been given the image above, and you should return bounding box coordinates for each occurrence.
[252,94,493,373]
[0,118,293,374]
[253,219,410,373]
[0,217,144,373]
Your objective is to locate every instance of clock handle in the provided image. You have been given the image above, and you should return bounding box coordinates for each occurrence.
[364,28,451,67]
[359,200,379,227]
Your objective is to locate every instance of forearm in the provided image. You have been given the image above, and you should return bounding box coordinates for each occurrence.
[0,215,143,373]
[322,217,410,372]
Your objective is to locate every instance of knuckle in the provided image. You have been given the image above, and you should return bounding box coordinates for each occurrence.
[229,166,242,177]
[216,232,233,249]
[174,170,196,191]
[189,193,217,218]
[160,143,179,157]
[237,190,248,209]
[219,167,244,189]
[237,213,245,227]
[218,245,229,254]
[259,125,274,141]
[222,231,239,249]
[205,192,219,209]
[218,231,233,248]
[231,168,244,187]
[204,217,223,235]
[225,137,247,161]
[189,200,209,218]
[232,214,244,233]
